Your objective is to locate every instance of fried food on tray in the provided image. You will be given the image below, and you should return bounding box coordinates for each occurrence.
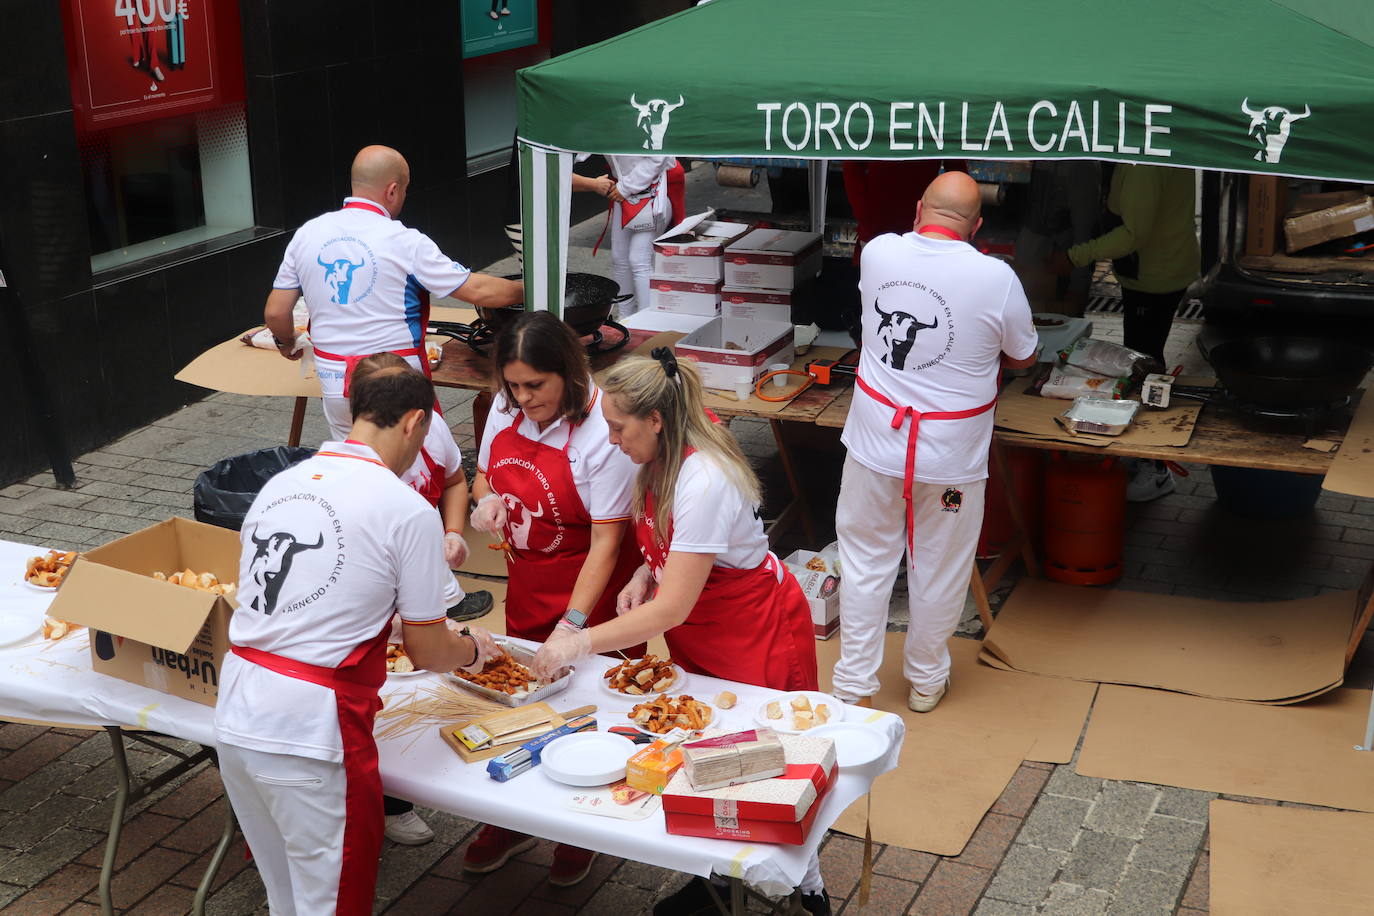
[793,710,814,730]
[385,644,415,674]
[454,652,538,695]
[152,568,238,598]
[628,693,712,734]
[603,653,678,695]
[790,695,812,713]
[25,550,78,588]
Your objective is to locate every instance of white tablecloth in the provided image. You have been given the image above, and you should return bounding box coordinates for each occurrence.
[0,539,904,895]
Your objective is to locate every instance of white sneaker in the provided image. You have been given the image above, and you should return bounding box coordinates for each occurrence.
[385,810,435,845]
[907,682,947,713]
[1126,461,1176,503]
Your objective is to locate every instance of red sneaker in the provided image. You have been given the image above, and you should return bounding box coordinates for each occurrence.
[462,824,536,874]
[549,844,598,887]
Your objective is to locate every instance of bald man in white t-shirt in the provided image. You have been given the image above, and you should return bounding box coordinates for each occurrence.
[834,172,1037,714]
[263,145,524,439]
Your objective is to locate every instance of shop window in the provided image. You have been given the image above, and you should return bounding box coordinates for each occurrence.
[462,0,552,174]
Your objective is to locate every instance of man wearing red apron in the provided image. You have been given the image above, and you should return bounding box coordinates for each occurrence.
[261,144,523,440]
[835,172,1038,713]
[215,366,495,915]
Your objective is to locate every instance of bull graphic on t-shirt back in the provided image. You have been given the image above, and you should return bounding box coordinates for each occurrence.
[243,527,326,615]
[317,254,365,304]
[874,300,939,370]
[503,494,544,551]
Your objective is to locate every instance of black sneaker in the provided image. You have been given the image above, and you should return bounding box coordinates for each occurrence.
[652,877,725,916]
[446,590,494,622]
[801,890,832,916]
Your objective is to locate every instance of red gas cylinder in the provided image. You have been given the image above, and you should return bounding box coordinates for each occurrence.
[978,446,1045,559]
[1042,453,1126,586]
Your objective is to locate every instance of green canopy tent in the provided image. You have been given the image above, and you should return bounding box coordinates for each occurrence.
[514,0,1374,314]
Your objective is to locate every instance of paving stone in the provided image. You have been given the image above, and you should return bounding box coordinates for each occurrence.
[817,832,867,899]
[0,862,99,914]
[0,722,49,751]
[0,484,39,499]
[1060,831,1134,891]
[75,811,180,870]
[202,860,268,916]
[1019,795,1091,852]
[0,882,25,909]
[20,522,106,549]
[166,835,251,894]
[1180,850,1208,910]
[73,480,152,501]
[972,899,1035,915]
[0,761,87,813]
[909,860,990,915]
[990,764,1051,817]
[610,858,678,892]
[0,827,105,887]
[0,512,39,534]
[1083,782,1158,840]
[146,765,221,819]
[553,875,652,916]
[873,845,938,883]
[1043,765,1102,802]
[125,881,197,914]
[381,874,470,915]
[1153,786,1215,823]
[950,813,1020,870]
[1103,864,1186,916]
[1041,882,1112,916]
[1131,815,1205,875]
[837,873,918,914]
[982,845,1066,906]
[59,734,115,768]
[81,452,141,469]
[0,789,100,849]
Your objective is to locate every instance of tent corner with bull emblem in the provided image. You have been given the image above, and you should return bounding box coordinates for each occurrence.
[629,94,685,150]
[1239,97,1311,165]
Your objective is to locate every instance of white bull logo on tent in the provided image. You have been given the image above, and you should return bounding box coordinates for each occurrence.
[1240,98,1311,164]
[629,94,684,150]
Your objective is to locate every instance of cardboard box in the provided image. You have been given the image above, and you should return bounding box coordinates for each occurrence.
[782,550,840,639]
[724,229,823,291]
[653,213,753,281]
[663,734,837,845]
[674,317,795,390]
[649,275,722,317]
[53,518,240,707]
[1245,176,1289,256]
[626,737,685,795]
[722,286,794,324]
[1284,192,1374,252]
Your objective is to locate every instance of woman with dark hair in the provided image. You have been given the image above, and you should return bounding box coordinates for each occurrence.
[462,310,641,885]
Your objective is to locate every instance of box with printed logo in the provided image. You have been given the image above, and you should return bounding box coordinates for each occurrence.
[53,518,240,707]
[724,229,823,291]
[721,286,795,324]
[662,734,837,845]
[649,275,723,317]
[781,550,840,640]
[652,213,753,281]
[674,317,795,390]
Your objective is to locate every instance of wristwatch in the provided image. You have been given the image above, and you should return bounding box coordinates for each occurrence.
[560,608,589,629]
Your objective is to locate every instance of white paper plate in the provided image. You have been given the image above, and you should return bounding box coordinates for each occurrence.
[600,661,687,699]
[0,607,43,648]
[753,691,843,734]
[20,580,60,594]
[809,723,891,774]
[384,646,429,679]
[540,731,638,787]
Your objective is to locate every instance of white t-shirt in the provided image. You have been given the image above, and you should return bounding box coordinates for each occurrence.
[272,197,472,398]
[478,386,635,522]
[214,441,449,762]
[662,452,768,570]
[401,418,463,501]
[842,232,1037,484]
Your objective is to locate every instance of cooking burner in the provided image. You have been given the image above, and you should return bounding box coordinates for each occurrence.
[1219,393,1352,437]
[456,319,630,357]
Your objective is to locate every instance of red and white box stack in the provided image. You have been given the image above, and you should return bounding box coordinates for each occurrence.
[674,317,796,390]
[663,733,838,845]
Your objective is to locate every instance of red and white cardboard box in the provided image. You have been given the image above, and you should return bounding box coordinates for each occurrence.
[724,228,823,291]
[649,275,723,317]
[721,286,793,324]
[663,734,838,845]
[782,550,840,640]
[653,213,753,281]
[674,318,795,390]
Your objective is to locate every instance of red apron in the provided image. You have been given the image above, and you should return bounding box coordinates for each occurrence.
[486,406,641,644]
[311,200,433,400]
[413,447,444,508]
[230,620,390,916]
[635,490,818,691]
[854,373,996,556]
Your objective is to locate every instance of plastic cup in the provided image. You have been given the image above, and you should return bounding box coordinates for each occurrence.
[734,373,753,402]
[769,362,790,387]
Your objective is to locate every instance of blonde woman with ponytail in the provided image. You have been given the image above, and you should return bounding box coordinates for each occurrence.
[531,349,818,693]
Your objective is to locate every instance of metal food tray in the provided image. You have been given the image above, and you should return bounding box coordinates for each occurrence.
[446,638,573,707]
[1059,397,1141,436]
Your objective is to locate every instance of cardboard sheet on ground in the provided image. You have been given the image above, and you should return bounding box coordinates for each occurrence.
[1077,685,1374,811]
[1209,801,1374,916]
[811,636,1036,854]
[176,334,323,398]
[456,529,512,578]
[980,579,1350,703]
[993,375,1205,447]
[1323,390,1374,499]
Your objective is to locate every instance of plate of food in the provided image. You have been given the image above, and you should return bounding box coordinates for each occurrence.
[601,654,687,698]
[447,638,571,706]
[23,550,78,591]
[627,694,714,736]
[754,691,842,734]
[385,644,427,678]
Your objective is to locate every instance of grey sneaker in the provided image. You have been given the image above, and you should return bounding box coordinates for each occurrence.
[447,590,494,622]
[1126,461,1176,503]
[384,810,434,845]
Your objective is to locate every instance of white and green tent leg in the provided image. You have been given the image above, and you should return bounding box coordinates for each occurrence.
[518,140,572,317]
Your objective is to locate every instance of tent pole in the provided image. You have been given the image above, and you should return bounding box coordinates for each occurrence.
[808,159,828,237]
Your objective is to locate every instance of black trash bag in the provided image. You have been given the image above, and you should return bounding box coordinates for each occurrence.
[194,446,316,531]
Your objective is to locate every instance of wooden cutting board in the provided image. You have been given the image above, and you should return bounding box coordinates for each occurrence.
[439,702,566,763]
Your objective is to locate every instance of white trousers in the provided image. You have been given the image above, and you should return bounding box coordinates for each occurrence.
[610,209,667,315]
[833,456,985,697]
[218,743,349,916]
[322,396,352,441]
